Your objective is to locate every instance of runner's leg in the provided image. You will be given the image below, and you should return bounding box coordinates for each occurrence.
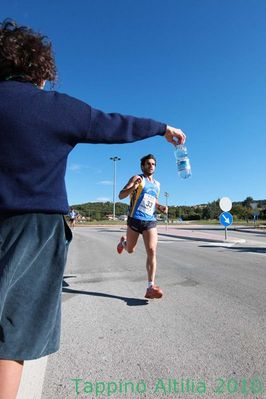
[124,225,139,253]
[142,227,158,284]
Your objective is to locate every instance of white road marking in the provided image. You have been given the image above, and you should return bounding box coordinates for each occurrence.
[203,242,236,247]
[158,239,186,242]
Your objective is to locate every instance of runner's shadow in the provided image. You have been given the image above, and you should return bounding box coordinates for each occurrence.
[62,285,149,307]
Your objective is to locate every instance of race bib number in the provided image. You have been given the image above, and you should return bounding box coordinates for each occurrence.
[137,193,156,216]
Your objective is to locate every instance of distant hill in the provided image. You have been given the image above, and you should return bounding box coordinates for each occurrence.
[70,197,266,221]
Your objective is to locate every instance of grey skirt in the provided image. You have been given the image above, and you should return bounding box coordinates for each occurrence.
[0,213,72,360]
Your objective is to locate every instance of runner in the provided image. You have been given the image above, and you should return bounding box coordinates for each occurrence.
[69,208,78,229]
[117,154,168,299]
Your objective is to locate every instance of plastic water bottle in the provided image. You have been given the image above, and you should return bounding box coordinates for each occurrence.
[174,144,192,179]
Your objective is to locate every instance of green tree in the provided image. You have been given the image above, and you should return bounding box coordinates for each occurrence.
[231,204,251,220]
[202,200,220,220]
[242,196,254,208]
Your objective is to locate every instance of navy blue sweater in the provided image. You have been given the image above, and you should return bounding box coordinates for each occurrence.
[0,81,166,214]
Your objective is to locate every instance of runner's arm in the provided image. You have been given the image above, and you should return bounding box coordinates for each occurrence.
[156,202,168,214]
[118,176,142,200]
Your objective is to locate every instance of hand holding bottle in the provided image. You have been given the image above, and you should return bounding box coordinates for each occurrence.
[164,126,186,146]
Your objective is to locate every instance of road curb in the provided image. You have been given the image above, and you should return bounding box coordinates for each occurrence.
[158,231,245,244]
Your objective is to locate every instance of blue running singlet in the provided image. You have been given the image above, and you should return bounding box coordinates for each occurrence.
[128,175,160,221]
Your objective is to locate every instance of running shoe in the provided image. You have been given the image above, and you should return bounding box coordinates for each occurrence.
[117,236,125,254]
[145,285,163,299]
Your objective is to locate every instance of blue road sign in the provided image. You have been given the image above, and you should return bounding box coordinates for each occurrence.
[219,212,233,227]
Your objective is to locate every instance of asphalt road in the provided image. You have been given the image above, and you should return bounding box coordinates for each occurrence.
[37,226,266,399]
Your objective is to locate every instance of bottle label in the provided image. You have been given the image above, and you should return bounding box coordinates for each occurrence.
[178,159,191,171]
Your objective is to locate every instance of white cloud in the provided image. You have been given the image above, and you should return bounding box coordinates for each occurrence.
[98,180,113,185]
[68,164,102,174]
[68,163,83,171]
[96,197,111,202]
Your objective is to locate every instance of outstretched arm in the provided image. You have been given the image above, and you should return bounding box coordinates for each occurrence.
[87,107,186,146]
[118,176,142,200]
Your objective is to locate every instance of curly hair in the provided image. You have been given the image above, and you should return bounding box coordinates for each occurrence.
[140,154,157,167]
[0,19,56,86]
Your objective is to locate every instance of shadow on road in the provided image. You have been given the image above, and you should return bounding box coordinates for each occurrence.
[62,277,148,307]
[97,229,125,233]
[199,245,266,254]
[158,232,221,243]
[62,275,76,287]
[234,228,266,235]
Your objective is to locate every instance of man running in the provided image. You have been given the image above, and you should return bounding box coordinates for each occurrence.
[117,154,168,299]
[69,208,78,229]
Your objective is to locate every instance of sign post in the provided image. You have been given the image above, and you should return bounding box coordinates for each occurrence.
[251,202,259,228]
[219,212,233,240]
[219,197,233,240]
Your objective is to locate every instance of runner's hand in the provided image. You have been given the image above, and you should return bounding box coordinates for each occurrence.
[133,176,142,189]
[158,205,168,214]
[164,126,186,146]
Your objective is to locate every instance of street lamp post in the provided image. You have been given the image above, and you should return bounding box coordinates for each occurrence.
[164,192,169,228]
[110,156,121,220]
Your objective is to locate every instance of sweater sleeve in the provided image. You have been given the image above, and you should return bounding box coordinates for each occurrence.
[55,92,166,144]
[83,106,166,144]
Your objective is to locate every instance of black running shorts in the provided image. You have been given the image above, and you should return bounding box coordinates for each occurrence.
[127,216,157,234]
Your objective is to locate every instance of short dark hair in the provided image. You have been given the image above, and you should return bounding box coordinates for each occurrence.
[140,154,157,168]
[0,19,56,86]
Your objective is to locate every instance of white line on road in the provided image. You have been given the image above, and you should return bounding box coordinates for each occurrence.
[158,239,185,243]
[203,242,236,247]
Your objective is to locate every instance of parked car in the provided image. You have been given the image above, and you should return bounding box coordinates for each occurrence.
[118,215,128,221]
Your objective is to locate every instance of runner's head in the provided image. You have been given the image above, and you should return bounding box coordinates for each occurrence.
[140,154,156,176]
[0,18,56,87]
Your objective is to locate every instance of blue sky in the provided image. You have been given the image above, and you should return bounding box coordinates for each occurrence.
[1,0,265,206]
